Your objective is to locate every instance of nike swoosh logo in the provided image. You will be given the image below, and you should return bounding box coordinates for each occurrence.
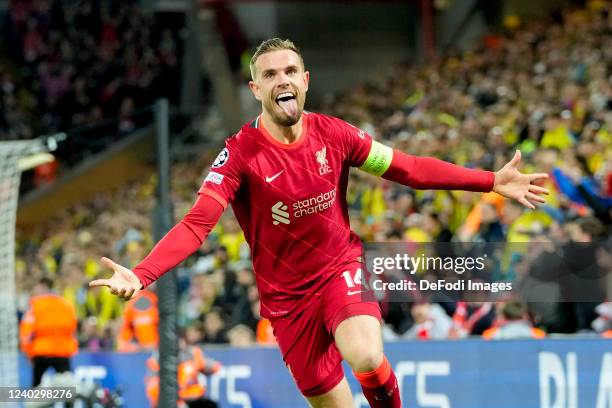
[347,290,364,296]
[266,170,284,183]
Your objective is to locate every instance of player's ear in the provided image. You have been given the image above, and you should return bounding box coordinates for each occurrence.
[304,71,309,92]
[248,80,261,101]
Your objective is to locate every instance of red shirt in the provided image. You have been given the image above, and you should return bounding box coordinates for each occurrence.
[200,113,373,318]
[133,112,494,320]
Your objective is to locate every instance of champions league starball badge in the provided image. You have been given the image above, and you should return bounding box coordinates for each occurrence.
[212,148,229,168]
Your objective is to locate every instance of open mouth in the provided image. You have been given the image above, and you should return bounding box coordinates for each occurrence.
[275,92,298,117]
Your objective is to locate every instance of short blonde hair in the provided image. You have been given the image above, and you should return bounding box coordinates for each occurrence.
[250,38,304,80]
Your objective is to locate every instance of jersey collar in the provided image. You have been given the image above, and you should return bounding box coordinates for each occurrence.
[249,112,309,150]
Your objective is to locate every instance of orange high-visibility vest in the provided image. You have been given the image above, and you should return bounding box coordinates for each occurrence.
[19,294,78,358]
[256,318,276,345]
[482,326,546,340]
[179,347,208,401]
[117,290,159,351]
[145,346,221,407]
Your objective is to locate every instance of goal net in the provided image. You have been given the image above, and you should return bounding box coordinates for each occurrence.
[0,139,50,388]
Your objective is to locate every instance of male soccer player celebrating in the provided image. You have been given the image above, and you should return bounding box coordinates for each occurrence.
[90,39,548,407]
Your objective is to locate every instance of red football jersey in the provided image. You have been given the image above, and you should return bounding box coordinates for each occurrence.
[200,112,373,319]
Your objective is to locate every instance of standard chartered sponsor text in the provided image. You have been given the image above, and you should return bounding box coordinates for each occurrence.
[293,189,336,217]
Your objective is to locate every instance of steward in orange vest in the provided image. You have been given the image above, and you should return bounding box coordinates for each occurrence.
[19,278,78,386]
[482,301,546,340]
[145,339,221,408]
[117,289,159,351]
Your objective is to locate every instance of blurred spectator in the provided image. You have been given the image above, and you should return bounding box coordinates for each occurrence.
[117,288,159,352]
[202,308,228,344]
[256,318,276,345]
[19,277,78,386]
[145,337,221,408]
[558,217,607,332]
[483,301,546,339]
[79,316,113,351]
[227,324,255,348]
[591,302,611,335]
[448,301,495,338]
[184,324,205,346]
[403,302,453,340]
[81,282,123,332]
[33,158,59,186]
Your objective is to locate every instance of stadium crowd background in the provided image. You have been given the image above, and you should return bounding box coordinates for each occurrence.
[1,0,182,168]
[6,0,612,351]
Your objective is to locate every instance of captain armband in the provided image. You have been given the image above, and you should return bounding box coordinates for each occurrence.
[358,140,394,176]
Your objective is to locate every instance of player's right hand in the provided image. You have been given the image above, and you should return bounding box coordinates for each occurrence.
[89,257,143,300]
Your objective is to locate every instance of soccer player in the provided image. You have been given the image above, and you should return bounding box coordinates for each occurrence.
[90,38,549,407]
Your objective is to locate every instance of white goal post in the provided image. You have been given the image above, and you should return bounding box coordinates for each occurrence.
[0,138,52,389]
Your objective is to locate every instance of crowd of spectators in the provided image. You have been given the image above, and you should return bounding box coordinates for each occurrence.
[1,0,182,165]
[14,1,612,351]
[332,2,612,339]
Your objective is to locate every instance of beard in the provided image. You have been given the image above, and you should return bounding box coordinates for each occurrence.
[274,110,301,126]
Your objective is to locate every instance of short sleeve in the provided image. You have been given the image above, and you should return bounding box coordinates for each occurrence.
[198,137,244,208]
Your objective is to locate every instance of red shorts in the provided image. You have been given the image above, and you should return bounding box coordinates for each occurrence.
[270,262,381,397]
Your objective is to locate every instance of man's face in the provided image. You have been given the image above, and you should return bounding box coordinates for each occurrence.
[249,49,309,126]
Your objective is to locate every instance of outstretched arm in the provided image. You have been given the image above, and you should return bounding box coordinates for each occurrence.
[380,146,495,192]
[357,139,548,209]
[89,194,224,299]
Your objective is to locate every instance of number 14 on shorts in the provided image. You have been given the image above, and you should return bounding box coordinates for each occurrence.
[342,268,371,294]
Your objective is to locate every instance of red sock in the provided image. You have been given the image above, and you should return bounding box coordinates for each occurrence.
[354,356,402,408]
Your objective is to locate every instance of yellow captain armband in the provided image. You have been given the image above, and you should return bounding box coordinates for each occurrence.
[359,140,394,176]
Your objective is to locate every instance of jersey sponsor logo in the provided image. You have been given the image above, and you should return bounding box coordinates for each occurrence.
[315,146,332,175]
[265,170,284,183]
[271,189,337,226]
[271,201,290,225]
[212,148,229,168]
[292,188,336,218]
[204,171,224,185]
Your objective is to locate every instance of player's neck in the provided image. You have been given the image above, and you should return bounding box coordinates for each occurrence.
[260,112,303,144]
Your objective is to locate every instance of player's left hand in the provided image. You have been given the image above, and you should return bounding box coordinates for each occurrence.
[493,150,549,209]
